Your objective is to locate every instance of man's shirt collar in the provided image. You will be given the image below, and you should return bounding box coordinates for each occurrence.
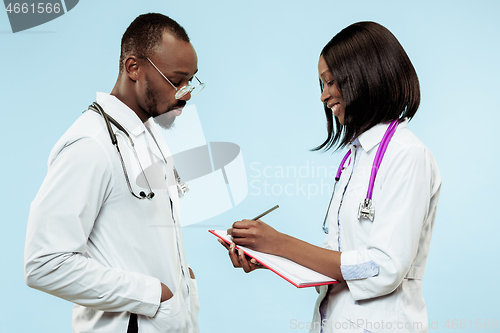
[96,92,146,137]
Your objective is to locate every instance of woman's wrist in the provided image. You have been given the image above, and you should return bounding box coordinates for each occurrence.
[274,232,292,257]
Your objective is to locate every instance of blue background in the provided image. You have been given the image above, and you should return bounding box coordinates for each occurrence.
[1,0,499,331]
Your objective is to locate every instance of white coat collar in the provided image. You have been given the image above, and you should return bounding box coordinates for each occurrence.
[356,118,408,152]
[96,92,146,137]
[95,92,173,176]
[144,120,174,161]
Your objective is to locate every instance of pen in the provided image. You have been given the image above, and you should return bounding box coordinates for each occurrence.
[252,205,279,220]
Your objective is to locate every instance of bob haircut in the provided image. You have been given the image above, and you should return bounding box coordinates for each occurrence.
[315,21,420,151]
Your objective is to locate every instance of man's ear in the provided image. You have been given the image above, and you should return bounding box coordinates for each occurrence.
[124,56,140,82]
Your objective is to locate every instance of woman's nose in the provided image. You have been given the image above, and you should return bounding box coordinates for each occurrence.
[320,89,329,103]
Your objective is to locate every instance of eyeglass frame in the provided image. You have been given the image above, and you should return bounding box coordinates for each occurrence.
[144,57,205,100]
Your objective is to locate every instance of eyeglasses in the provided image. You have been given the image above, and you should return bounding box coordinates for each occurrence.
[145,57,205,99]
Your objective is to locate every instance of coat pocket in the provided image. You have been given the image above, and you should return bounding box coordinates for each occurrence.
[342,302,400,333]
[138,291,187,333]
[189,277,200,319]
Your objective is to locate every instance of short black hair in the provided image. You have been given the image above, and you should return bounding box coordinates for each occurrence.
[315,21,420,151]
[119,13,190,72]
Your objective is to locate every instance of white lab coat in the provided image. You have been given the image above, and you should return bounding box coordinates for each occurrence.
[24,92,200,333]
[310,120,441,333]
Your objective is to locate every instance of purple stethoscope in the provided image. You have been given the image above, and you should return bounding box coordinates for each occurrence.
[322,120,399,234]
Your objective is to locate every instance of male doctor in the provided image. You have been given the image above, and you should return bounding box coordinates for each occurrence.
[24,13,201,333]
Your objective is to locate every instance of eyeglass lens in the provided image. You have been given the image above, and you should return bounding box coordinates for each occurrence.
[175,79,205,99]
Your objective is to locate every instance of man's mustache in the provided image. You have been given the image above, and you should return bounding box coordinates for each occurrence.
[174,101,186,109]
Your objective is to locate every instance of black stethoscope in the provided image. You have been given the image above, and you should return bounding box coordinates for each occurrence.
[87,102,189,200]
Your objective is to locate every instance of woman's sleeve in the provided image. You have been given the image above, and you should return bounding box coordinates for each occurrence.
[340,145,441,301]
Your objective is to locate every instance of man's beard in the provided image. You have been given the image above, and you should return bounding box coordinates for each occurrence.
[154,110,177,129]
[145,80,186,129]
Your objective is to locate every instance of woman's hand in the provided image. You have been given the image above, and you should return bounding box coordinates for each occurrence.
[218,219,344,281]
[227,219,283,255]
[218,239,265,273]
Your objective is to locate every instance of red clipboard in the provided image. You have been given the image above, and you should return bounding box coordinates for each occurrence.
[210,230,338,288]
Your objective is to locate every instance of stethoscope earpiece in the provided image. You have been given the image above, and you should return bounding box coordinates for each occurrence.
[140,191,155,199]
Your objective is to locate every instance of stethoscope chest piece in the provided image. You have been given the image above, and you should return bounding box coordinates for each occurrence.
[174,168,189,198]
[177,182,189,198]
[358,198,375,221]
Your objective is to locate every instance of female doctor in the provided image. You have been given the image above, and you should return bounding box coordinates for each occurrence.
[221,22,441,333]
